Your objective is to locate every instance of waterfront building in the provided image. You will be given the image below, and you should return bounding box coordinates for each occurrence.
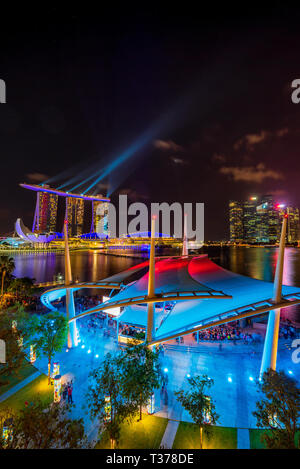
[268,207,280,243]
[93,201,101,233]
[243,197,259,243]
[95,201,110,237]
[256,201,270,243]
[256,195,279,243]
[229,201,243,242]
[17,183,110,243]
[35,184,58,232]
[286,206,300,243]
[67,197,85,237]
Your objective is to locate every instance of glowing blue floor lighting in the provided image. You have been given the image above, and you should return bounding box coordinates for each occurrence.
[164,368,168,373]
[87,349,91,354]
[288,370,293,375]
[249,376,254,382]
[228,376,232,383]
[186,373,191,378]
[95,354,99,358]
[81,345,85,349]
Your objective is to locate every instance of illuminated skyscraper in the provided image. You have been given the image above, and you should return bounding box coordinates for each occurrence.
[33,185,58,232]
[229,201,243,242]
[243,197,259,243]
[67,197,85,236]
[95,201,110,237]
[92,201,101,233]
[268,207,280,243]
[256,195,278,243]
[286,206,299,243]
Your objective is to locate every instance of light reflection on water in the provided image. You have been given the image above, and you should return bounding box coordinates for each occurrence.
[11,251,143,284]
[10,246,300,322]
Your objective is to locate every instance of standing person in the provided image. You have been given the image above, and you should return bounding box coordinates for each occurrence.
[67,382,73,404]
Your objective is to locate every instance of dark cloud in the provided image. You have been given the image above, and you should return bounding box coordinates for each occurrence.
[212,153,226,164]
[26,172,48,182]
[119,188,149,201]
[153,139,184,152]
[219,163,284,183]
[233,128,289,151]
[170,156,187,165]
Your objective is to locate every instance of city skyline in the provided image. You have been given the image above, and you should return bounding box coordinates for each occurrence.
[229,194,300,244]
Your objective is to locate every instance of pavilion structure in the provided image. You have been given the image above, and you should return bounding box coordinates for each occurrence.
[41,215,300,375]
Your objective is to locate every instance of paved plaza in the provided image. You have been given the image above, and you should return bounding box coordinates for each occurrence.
[32,321,300,441]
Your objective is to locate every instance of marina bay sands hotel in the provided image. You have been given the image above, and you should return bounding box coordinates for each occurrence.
[19,183,110,238]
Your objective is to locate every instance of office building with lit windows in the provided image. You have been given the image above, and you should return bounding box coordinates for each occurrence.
[229,201,243,242]
[94,201,110,237]
[67,197,85,237]
[35,184,58,232]
[243,197,259,243]
[286,206,300,243]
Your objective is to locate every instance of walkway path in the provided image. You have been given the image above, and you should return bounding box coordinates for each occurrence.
[160,419,179,449]
[237,428,250,449]
[0,371,41,403]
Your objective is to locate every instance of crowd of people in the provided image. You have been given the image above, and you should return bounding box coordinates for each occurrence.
[192,324,251,343]
[74,294,102,313]
[77,311,109,335]
[120,325,145,339]
[279,319,297,339]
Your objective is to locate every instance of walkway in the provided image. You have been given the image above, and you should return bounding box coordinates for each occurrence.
[0,370,41,403]
[10,326,297,436]
[160,420,179,449]
[237,428,250,449]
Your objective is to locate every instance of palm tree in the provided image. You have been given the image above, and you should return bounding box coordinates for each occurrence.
[0,256,15,296]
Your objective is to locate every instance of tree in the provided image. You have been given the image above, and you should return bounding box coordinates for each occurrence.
[0,305,38,389]
[33,311,68,384]
[0,256,15,296]
[253,369,300,449]
[87,352,137,449]
[0,400,87,449]
[7,277,36,299]
[174,375,219,449]
[119,343,162,420]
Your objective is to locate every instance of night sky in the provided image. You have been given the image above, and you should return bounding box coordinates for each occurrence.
[1,5,300,239]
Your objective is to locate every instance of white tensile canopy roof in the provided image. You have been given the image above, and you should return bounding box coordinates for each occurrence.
[103,255,300,340]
